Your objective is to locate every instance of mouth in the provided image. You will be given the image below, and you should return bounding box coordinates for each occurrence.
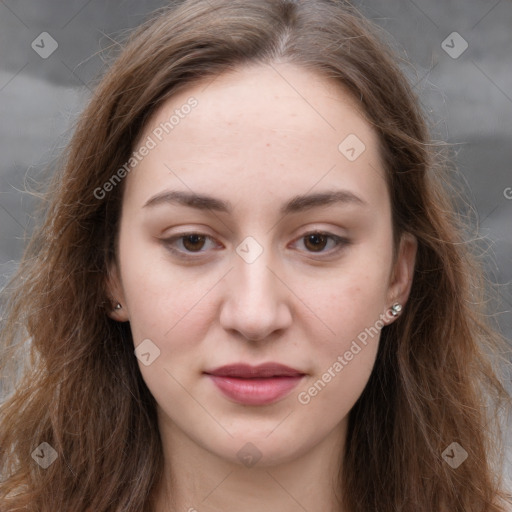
[203,363,306,405]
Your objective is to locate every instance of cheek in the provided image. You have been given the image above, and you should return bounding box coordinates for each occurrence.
[117,230,216,349]
[310,258,392,341]
[295,272,387,415]
[302,280,385,383]
[296,239,393,388]
[120,251,217,405]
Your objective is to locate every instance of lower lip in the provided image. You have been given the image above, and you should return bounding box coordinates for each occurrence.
[206,374,304,405]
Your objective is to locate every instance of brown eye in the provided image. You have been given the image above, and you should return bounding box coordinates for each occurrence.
[294,231,349,256]
[182,234,207,252]
[162,232,219,257]
[303,233,329,252]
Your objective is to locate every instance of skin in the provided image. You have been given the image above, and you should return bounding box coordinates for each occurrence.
[107,62,417,512]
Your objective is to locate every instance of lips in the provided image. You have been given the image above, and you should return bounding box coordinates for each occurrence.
[204,363,305,379]
[204,363,306,405]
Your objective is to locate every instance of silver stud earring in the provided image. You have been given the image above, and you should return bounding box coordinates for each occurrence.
[390,303,402,317]
[114,302,122,310]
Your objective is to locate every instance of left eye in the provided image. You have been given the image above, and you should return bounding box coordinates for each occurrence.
[293,232,347,253]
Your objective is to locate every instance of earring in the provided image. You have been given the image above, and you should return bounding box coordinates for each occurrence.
[114,302,122,310]
[390,303,402,317]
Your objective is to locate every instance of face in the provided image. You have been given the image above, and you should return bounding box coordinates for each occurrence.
[108,63,416,467]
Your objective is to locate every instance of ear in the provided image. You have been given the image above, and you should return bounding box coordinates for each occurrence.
[385,232,417,323]
[105,261,130,322]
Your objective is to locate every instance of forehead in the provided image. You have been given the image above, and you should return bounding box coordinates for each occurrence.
[124,62,388,216]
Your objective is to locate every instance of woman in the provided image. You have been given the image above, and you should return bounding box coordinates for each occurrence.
[1,0,511,510]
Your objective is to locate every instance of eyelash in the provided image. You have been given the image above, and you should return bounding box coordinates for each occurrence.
[161,231,350,259]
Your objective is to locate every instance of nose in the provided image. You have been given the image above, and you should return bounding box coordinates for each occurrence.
[219,248,293,342]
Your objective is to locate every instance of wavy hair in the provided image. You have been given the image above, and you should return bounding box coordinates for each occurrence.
[1,0,511,510]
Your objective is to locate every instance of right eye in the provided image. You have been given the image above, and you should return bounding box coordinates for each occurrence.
[161,232,222,258]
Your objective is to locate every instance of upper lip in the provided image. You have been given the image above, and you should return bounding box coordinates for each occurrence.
[204,363,305,378]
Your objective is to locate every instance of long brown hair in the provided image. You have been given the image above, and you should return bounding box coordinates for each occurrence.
[1,0,511,510]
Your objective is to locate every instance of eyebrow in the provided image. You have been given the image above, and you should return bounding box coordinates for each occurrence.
[143,189,367,215]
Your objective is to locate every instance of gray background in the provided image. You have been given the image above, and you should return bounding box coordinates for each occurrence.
[0,0,511,482]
